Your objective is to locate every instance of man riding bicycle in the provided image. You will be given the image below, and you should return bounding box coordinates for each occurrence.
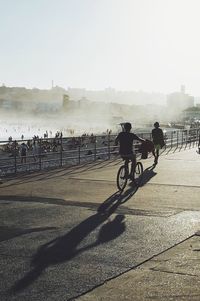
[115,122,145,179]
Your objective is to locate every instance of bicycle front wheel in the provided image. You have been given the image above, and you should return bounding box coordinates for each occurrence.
[134,162,143,186]
[117,165,127,191]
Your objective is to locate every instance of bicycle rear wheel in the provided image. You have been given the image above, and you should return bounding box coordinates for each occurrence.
[134,162,143,186]
[117,165,127,191]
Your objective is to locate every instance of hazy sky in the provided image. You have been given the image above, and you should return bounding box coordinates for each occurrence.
[1,0,200,95]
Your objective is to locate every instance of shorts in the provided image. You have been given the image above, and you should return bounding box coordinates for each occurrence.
[154,144,161,151]
[121,153,136,161]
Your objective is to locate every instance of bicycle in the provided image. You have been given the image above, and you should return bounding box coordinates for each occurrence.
[116,158,143,191]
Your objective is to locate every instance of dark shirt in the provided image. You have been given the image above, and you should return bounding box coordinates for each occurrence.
[116,132,140,155]
[152,128,164,145]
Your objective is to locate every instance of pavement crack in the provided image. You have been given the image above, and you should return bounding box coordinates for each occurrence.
[0,252,31,259]
[147,182,200,189]
[69,177,116,183]
[150,267,198,277]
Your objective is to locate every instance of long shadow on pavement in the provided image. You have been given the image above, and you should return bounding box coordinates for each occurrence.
[10,193,126,294]
[140,164,157,186]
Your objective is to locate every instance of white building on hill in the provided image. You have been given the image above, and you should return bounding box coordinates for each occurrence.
[167,85,194,111]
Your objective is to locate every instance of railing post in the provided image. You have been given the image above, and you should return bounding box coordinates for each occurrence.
[181,130,183,146]
[171,131,173,148]
[177,131,179,147]
[94,136,97,161]
[193,130,196,147]
[163,134,165,150]
[196,129,198,146]
[14,140,17,174]
[78,146,81,164]
[108,133,110,159]
[60,136,63,167]
[39,139,42,170]
[78,137,81,164]
[185,130,188,149]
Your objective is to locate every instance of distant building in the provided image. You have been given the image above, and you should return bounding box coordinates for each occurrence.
[167,85,194,111]
[0,98,22,110]
[67,88,86,101]
[182,106,200,121]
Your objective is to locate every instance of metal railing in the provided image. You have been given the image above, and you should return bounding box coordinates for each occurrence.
[0,128,199,177]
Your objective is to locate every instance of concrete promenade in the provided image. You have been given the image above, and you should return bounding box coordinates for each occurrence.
[1,145,200,300]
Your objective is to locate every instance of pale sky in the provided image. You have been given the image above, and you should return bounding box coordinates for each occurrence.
[1,0,200,95]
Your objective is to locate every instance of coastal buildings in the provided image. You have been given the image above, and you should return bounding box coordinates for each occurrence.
[1,84,198,124]
[167,85,194,111]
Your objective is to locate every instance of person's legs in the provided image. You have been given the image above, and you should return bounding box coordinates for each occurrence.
[152,147,156,161]
[130,154,136,177]
[124,158,129,178]
[121,156,129,178]
[154,145,160,164]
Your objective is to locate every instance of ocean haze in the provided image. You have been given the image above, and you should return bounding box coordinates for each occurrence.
[0,85,172,141]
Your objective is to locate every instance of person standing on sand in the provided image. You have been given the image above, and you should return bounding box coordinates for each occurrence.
[32,140,38,161]
[20,142,28,164]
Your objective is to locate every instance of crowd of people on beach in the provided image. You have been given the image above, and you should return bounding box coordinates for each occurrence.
[1,128,115,165]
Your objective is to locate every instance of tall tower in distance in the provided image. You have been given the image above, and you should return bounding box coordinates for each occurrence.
[167,85,194,112]
[181,84,185,94]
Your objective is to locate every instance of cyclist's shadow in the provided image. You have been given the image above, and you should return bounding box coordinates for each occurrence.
[98,164,157,215]
[11,195,126,294]
[98,186,138,216]
[140,164,157,186]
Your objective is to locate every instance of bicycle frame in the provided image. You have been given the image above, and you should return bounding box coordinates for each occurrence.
[116,159,143,191]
